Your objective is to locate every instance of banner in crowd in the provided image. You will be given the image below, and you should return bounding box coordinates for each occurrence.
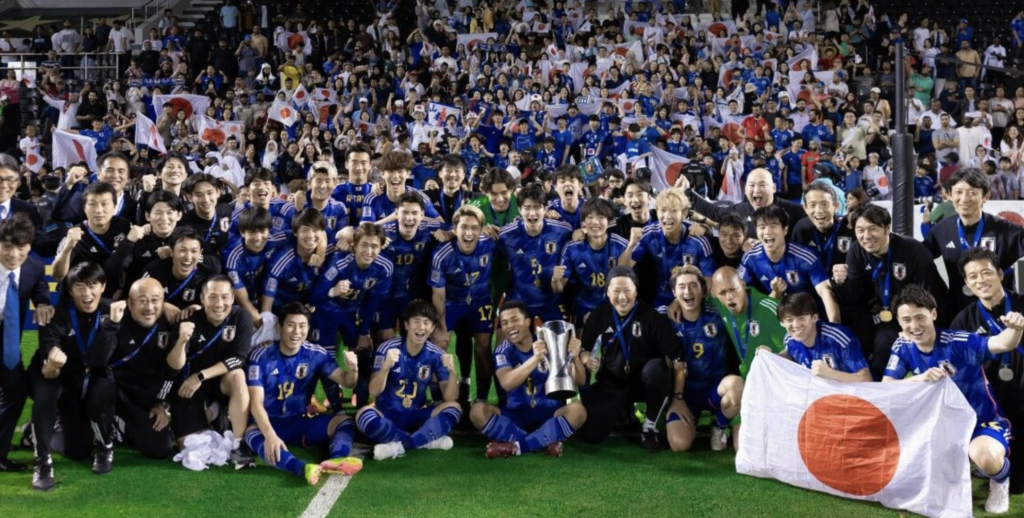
[268,99,298,126]
[24,149,44,173]
[197,116,244,148]
[428,102,461,127]
[53,130,98,172]
[736,352,975,518]
[787,46,819,72]
[135,113,167,154]
[290,84,311,108]
[312,87,336,103]
[457,32,498,52]
[152,94,211,121]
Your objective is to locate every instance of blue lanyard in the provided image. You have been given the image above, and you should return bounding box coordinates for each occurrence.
[204,214,219,243]
[956,216,985,251]
[812,220,841,266]
[183,318,229,377]
[871,246,893,309]
[727,292,753,358]
[69,307,101,357]
[167,268,199,301]
[110,324,160,368]
[85,225,112,254]
[439,190,462,223]
[609,305,637,366]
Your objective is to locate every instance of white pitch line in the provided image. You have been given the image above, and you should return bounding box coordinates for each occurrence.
[298,445,368,518]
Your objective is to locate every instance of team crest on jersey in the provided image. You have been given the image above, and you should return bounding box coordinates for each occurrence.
[786,270,800,285]
[682,254,694,266]
[749,320,761,337]
[296,363,309,379]
[327,217,337,229]
[114,234,125,247]
[310,329,320,342]
[822,354,836,369]
[157,332,170,349]
[892,263,907,281]
[837,237,851,253]
[224,326,236,342]
[364,278,377,289]
[273,219,283,230]
[545,241,557,254]
[183,288,196,302]
[415,242,425,251]
[220,217,230,232]
[248,365,259,380]
[417,364,431,381]
[480,255,489,267]
[981,237,996,252]
[703,322,717,338]
[939,360,957,377]
[632,321,642,337]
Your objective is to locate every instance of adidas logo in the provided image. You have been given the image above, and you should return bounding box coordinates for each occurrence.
[271,369,279,375]
[516,249,525,255]
[142,251,151,257]
[198,335,206,342]
[69,329,76,336]
[946,242,956,249]
[976,327,987,335]
[578,262,587,269]
[760,276,769,282]
[605,327,614,333]
[90,247,98,253]
[129,339,136,345]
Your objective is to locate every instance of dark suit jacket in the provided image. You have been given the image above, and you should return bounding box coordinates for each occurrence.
[8,198,54,256]
[9,256,51,335]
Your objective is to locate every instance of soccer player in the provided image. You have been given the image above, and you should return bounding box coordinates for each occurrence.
[355,300,461,461]
[167,275,255,468]
[430,205,495,402]
[834,204,945,379]
[29,263,112,490]
[468,168,519,311]
[775,292,871,382]
[553,198,629,323]
[497,183,573,322]
[0,215,52,474]
[924,168,1024,310]
[303,161,349,247]
[665,266,742,453]
[546,166,584,230]
[51,182,131,295]
[227,168,297,246]
[111,191,185,290]
[180,173,233,258]
[619,187,715,313]
[709,213,748,270]
[311,223,393,406]
[142,227,221,312]
[245,303,360,485]
[883,285,1021,514]
[262,209,326,314]
[578,267,685,452]
[470,300,587,458]
[224,207,278,328]
[378,194,439,340]
[739,205,840,323]
[361,151,441,225]
[331,142,375,227]
[425,155,469,229]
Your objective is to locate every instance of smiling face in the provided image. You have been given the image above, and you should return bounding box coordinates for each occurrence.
[440,165,463,191]
[295,225,320,254]
[854,217,889,256]
[99,158,129,193]
[519,198,545,233]
[782,313,818,345]
[0,167,20,204]
[0,240,30,271]
[201,279,234,324]
[673,273,705,313]
[963,259,1003,301]
[397,202,424,235]
[949,180,988,220]
[146,201,182,237]
[160,158,188,187]
[248,179,275,208]
[405,315,435,348]
[455,214,482,246]
[896,304,937,348]
[756,218,786,255]
[71,280,104,313]
[171,238,202,278]
[279,313,310,350]
[354,235,382,268]
[607,276,637,316]
[382,168,409,193]
[624,184,650,219]
[499,306,532,347]
[487,183,511,212]
[745,169,774,209]
[657,205,684,235]
[583,212,609,239]
[128,280,164,327]
[309,172,336,201]
[803,190,837,231]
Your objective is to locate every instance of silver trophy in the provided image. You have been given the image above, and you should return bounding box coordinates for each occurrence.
[537,320,578,400]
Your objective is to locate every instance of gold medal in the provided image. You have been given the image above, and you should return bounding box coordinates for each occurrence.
[402,397,412,408]
[530,399,537,408]
[534,277,541,287]
[879,309,893,322]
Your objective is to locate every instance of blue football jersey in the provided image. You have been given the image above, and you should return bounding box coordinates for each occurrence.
[558,234,629,316]
[674,304,730,390]
[331,182,373,227]
[547,198,584,230]
[630,224,715,306]
[382,220,440,300]
[493,340,561,411]
[429,237,495,305]
[246,342,336,419]
[311,198,349,247]
[228,199,296,246]
[739,242,829,295]
[360,187,440,223]
[884,330,1002,423]
[224,241,278,303]
[498,219,574,309]
[264,246,320,308]
[785,322,868,374]
[311,252,393,315]
[373,338,450,412]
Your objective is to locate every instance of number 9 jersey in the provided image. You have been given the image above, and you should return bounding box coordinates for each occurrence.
[673,303,730,391]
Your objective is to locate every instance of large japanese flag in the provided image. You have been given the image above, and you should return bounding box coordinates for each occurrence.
[152,94,210,121]
[648,147,689,190]
[53,130,98,172]
[268,99,298,126]
[197,115,244,147]
[736,352,976,518]
[135,113,167,154]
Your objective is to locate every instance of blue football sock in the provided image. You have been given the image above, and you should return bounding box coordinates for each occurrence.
[714,409,731,429]
[993,458,1011,483]
[520,416,575,453]
[481,413,528,443]
[245,428,304,477]
[356,409,409,445]
[328,419,356,459]
[409,407,461,449]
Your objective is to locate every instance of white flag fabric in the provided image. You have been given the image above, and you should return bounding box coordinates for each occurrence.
[648,146,689,190]
[787,46,819,72]
[152,94,211,121]
[736,352,976,518]
[268,99,298,126]
[290,84,311,108]
[428,102,460,127]
[53,130,98,172]
[197,115,244,147]
[135,113,167,154]
[311,87,337,104]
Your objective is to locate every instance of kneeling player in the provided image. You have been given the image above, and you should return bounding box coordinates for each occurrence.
[776,292,871,382]
[666,266,742,452]
[883,286,1020,514]
[244,303,360,485]
[469,301,587,458]
[355,300,461,461]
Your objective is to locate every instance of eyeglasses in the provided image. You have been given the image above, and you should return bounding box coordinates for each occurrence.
[0,177,19,185]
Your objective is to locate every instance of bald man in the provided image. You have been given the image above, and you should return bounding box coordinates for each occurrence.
[707,266,787,451]
[90,277,188,469]
[679,168,806,239]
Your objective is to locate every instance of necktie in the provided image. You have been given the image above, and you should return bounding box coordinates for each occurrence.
[3,272,19,369]
[0,206,7,220]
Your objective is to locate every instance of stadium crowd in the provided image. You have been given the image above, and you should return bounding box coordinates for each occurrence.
[1,0,1024,515]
